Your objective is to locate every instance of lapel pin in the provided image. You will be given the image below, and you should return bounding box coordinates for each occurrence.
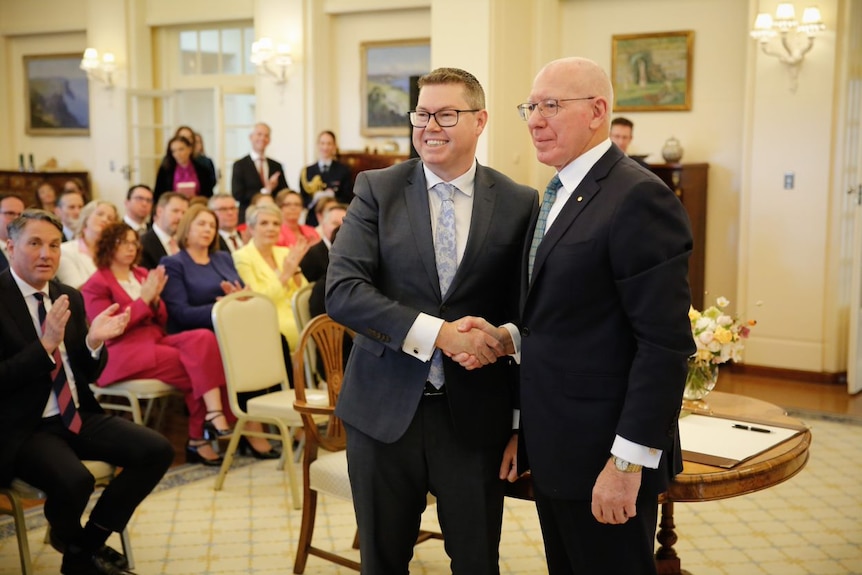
[577,196,583,202]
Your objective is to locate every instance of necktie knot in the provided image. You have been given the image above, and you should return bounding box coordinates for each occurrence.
[528,174,563,281]
[433,182,456,202]
[545,175,561,201]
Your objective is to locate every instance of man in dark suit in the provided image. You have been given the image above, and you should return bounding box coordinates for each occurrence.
[140,192,188,269]
[327,67,537,574]
[300,202,346,283]
[0,209,173,575]
[122,184,153,235]
[231,122,289,222]
[514,57,694,574]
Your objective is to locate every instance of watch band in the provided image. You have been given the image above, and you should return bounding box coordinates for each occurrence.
[612,455,643,473]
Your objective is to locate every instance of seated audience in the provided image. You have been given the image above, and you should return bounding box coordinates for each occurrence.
[56,200,118,288]
[233,203,309,381]
[55,188,85,241]
[160,204,278,458]
[236,192,276,243]
[34,181,58,212]
[209,193,244,253]
[0,209,172,575]
[82,222,234,466]
[301,202,347,283]
[63,177,88,199]
[154,135,215,204]
[275,189,319,248]
[123,184,153,235]
[140,192,189,269]
[0,194,25,270]
[298,130,353,226]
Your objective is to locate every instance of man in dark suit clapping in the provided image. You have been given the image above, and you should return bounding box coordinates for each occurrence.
[231,122,289,222]
[0,209,173,575]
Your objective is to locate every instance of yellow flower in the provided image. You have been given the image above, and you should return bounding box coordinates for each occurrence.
[713,326,733,344]
[689,307,701,322]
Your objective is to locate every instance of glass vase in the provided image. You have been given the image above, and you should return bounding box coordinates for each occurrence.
[683,361,719,401]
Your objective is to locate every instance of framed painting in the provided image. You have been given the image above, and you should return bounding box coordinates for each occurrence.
[360,39,430,137]
[611,31,694,112]
[24,53,90,136]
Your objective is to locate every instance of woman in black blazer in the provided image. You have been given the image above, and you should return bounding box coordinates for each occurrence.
[154,135,215,204]
[298,130,353,226]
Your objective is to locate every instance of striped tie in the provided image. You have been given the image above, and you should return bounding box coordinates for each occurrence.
[427,182,458,389]
[34,293,82,433]
[528,175,562,281]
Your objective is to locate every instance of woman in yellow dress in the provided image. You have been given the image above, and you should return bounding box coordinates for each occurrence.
[232,203,310,384]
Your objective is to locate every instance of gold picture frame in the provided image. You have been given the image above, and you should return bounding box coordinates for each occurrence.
[24,53,91,136]
[611,31,694,112]
[360,39,430,137]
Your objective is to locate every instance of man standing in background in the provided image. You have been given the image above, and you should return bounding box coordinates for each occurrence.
[231,122,289,222]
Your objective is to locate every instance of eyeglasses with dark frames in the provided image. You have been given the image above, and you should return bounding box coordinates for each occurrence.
[516,97,596,121]
[408,109,480,128]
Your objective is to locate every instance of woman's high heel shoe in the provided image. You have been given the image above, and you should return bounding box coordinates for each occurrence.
[203,410,233,441]
[186,440,223,467]
[238,436,281,460]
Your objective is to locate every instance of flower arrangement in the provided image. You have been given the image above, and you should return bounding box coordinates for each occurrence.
[685,297,757,400]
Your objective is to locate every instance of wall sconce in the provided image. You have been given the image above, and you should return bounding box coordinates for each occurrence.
[750,3,825,92]
[250,38,293,84]
[80,48,116,89]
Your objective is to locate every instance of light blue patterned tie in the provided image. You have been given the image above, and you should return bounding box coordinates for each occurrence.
[528,175,562,281]
[428,182,457,389]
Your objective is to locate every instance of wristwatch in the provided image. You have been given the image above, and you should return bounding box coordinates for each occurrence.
[612,456,643,473]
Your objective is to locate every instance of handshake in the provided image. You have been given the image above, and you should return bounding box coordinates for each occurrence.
[436,316,514,370]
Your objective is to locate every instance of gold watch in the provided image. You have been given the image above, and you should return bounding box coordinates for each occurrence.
[612,456,643,473]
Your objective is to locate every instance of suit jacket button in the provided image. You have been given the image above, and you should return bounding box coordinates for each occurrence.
[440,305,449,313]
[520,327,530,337]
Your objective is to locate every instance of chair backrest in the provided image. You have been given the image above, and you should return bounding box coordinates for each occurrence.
[291,282,317,386]
[212,291,289,417]
[292,314,354,453]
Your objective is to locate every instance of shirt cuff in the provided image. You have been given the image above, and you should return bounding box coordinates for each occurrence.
[502,322,521,364]
[402,313,444,362]
[512,409,520,430]
[611,435,662,468]
[86,339,104,359]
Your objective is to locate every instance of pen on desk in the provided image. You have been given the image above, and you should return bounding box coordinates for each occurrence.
[731,423,772,433]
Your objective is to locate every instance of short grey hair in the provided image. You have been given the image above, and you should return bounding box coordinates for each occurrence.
[8,209,63,241]
[208,193,239,210]
[246,203,282,228]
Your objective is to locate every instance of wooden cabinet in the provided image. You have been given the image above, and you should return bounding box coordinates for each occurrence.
[339,152,409,184]
[647,163,708,310]
[0,170,91,208]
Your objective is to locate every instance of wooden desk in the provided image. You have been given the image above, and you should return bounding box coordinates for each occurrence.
[0,170,91,207]
[505,392,812,574]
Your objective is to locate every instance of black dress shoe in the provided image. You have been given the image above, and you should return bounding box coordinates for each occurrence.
[186,440,223,466]
[50,535,128,570]
[61,548,136,574]
[238,436,281,460]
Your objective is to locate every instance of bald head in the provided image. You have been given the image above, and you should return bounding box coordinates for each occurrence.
[527,57,613,170]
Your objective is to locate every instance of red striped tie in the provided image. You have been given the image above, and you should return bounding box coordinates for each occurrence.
[34,292,82,433]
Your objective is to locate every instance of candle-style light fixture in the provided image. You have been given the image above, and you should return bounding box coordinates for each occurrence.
[79,48,117,89]
[250,38,293,84]
[750,3,826,92]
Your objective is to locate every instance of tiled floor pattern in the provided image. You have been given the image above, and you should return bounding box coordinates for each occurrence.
[1,417,860,575]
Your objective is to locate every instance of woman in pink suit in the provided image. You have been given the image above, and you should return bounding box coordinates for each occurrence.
[81,222,234,466]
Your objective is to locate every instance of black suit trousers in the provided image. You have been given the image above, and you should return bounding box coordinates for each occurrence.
[14,412,173,547]
[345,393,507,575]
[534,488,659,575]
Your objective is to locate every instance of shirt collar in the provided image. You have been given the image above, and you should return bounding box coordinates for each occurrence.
[10,267,47,300]
[250,150,265,163]
[422,159,477,197]
[557,138,613,192]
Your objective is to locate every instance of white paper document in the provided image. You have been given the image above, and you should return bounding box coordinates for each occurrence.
[678,413,804,468]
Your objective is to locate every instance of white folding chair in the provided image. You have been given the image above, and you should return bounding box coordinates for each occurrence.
[89,379,182,429]
[211,291,326,509]
[291,282,318,387]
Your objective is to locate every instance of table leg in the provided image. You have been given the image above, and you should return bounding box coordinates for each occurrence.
[655,501,692,575]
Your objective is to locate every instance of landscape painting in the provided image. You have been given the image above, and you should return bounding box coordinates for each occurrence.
[611,31,693,112]
[25,54,90,136]
[361,39,430,137]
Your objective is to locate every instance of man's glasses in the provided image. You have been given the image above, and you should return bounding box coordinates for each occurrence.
[516,97,596,121]
[129,196,153,203]
[213,206,239,212]
[408,109,480,128]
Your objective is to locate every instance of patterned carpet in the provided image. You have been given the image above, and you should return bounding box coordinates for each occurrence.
[1,415,861,575]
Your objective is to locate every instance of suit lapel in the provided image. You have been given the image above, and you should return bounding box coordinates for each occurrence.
[0,271,39,341]
[452,164,495,297]
[530,147,623,288]
[404,163,441,300]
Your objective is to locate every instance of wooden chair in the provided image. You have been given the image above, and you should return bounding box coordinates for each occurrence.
[89,379,182,428]
[291,315,441,573]
[0,462,134,575]
[211,291,326,509]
